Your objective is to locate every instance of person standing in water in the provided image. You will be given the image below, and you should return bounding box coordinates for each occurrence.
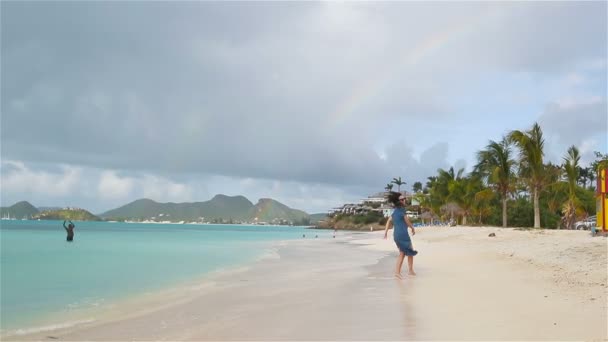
[63,220,75,242]
[384,192,417,279]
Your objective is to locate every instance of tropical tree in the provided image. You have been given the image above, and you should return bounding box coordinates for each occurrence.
[412,181,423,193]
[561,146,584,229]
[475,138,516,227]
[423,176,436,194]
[446,174,485,225]
[473,188,495,225]
[392,177,406,193]
[437,167,464,200]
[578,167,590,188]
[425,176,443,216]
[385,183,393,192]
[590,151,608,190]
[508,122,546,228]
[428,167,464,221]
[588,168,596,190]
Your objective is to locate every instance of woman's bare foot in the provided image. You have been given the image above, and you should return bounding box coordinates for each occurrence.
[408,270,416,276]
[394,273,403,279]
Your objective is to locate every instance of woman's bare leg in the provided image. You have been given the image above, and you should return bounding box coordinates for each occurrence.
[407,256,416,275]
[395,252,405,278]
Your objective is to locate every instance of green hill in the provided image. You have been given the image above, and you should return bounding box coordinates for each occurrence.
[100,195,310,224]
[248,198,309,224]
[100,195,254,221]
[0,201,39,219]
[309,213,328,224]
[100,195,307,222]
[33,208,101,221]
[202,195,254,221]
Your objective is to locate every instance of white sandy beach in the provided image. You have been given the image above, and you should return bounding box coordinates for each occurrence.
[6,226,607,341]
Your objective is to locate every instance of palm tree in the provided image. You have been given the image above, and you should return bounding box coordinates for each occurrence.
[508,122,546,228]
[425,176,442,216]
[578,167,590,188]
[424,176,436,194]
[412,181,423,193]
[431,167,464,221]
[385,183,393,192]
[436,167,464,200]
[588,169,596,190]
[475,138,516,228]
[392,177,406,193]
[473,188,495,225]
[446,174,484,226]
[562,146,584,229]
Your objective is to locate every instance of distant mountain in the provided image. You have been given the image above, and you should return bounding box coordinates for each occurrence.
[33,208,101,221]
[248,198,309,224]
[0,201,39,219]
[100,195,308,224]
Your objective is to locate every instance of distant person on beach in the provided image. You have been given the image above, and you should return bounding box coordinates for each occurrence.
[384,192,417,279]
[63,220,75,242]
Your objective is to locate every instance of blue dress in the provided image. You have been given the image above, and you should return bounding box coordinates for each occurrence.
[392,207,418,256]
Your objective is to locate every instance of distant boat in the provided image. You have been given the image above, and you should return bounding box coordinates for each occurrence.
[1,213,16,220]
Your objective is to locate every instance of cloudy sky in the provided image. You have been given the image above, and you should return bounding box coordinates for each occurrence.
[2,1,606,214]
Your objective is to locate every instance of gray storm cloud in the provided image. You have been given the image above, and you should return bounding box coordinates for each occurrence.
[2,1,606,192]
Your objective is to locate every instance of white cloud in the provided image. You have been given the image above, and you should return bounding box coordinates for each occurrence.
[140,175,192,203]
[562,72,586,88]
[539,96,607,165]
[539,96,607,144]
[97,171,134,200]
[1,160,82,197]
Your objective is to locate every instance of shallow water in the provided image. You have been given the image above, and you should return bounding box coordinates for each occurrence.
[0,220,326,333]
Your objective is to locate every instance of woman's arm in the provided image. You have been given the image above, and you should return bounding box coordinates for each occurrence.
[405,215,415,235]
[384,217,392,239]
[63,220,67,229]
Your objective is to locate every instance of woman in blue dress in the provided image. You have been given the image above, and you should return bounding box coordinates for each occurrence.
[384,192,417,279]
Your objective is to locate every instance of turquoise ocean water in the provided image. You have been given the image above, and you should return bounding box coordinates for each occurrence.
[0,220,326,334]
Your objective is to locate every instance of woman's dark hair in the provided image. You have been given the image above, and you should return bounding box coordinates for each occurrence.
[386,191,403,207]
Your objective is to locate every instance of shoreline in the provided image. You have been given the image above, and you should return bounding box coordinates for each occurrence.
[0,238,288,339]
[6,226,607,341]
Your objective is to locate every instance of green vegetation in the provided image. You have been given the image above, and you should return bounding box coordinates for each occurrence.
[476,138,516,227]
[319,211,386,231]
[418,122,605,228]
[309,213,328,224]
[508,123,547,228]
[33,208,101,221]
[248,198,309,224]
[334,211,384,225]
